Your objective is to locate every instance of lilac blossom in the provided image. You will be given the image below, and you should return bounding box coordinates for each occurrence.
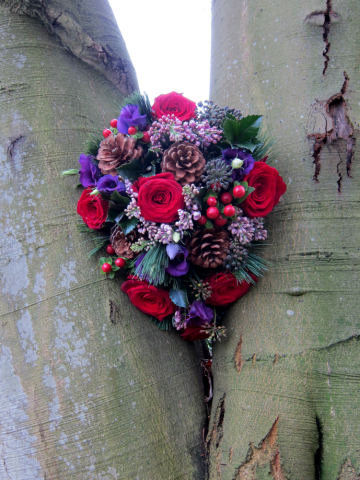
[173,309,188,330]
[149,115,222,154]
[165,244,189,277]
[117,104,147,134]
[96,175,125,195]
[187,301,213,326]
[222,148,255,182]
[175,210,194,234]
[78,154,101,187]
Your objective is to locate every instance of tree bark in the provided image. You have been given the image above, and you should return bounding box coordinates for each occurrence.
[208,0,360,479]
[0,2,206,479]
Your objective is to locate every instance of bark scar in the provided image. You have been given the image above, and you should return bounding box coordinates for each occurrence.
[306,71,354,191]
[232,417,288,480]
[7,135,25,161]
[336,458,360,480]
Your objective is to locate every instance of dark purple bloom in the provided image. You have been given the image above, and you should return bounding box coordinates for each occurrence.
[222,148,255,182]
[165,244,189,277]
[78,154,102,187]
[117,104,147,134]
[187,301,213,326]
[96,175,125,196]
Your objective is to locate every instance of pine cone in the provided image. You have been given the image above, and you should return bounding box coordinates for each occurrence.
[187,228,230,269]
[97,133,143,176]
[161,141,205,186]
[109,225,138,259]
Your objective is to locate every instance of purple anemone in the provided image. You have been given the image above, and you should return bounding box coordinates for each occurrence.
[117,104,147,134]
[165,244,189,277]
[78,154,102,187]
[187,301,213,326]
[222,148,255,181]
[96,175,125,196]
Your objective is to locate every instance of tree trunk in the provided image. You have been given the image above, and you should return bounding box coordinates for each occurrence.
[0,2,206,479]
[208,0,360,479]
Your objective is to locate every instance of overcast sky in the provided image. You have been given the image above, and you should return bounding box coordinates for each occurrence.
[109,0,211,104]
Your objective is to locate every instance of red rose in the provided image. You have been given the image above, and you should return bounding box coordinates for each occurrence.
[121,276,176,321]
[180,325,211,342]
[205,272,256,306]
[152,92,196,121]
[77,188,108,229]
[137,172,184,223]
[242,162,286,218]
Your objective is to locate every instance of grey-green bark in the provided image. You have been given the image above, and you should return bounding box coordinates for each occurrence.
[0,2,206,479]
[208,0,360,479]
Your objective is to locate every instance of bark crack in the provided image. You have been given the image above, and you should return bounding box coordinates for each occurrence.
[234,335,243,373]
[206,394,226,478]
[307,71,355,188]
[1,0,138,94]
[232,417,288,480]
[322,0,332,75]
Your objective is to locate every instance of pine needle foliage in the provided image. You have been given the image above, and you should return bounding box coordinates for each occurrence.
[231,247,270,284]
[85,133,103,158]
[76,222,109,258]
[149,316,173,331]
[252,130,275,161]
[132,243,169,285]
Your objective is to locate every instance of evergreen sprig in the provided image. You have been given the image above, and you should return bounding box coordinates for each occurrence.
[230,247,269,284]
[149,316,173,331]
[132,243,169,285]
[77,222,109,258]
[85,133,103,158]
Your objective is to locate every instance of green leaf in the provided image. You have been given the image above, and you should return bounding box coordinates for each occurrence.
[233,186,255,204]
[106,209,120,223]
[233,140,262,152]
[119,216,139,235]
[112,266,120,272]
[116,157,152,181]
[110,191,130,205]
[131,131,144,140]
[108,271,115,279]
[223,115,262,145]
[99,257,107,266]
[169,289,188,308]
[205,220,213,228]
[141,161,156,178]
[61,169,79,176]
[106,257,113,265]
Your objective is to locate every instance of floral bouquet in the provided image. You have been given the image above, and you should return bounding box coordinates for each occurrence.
[63,91,286,341]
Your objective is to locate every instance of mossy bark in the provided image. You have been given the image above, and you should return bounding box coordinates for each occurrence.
[0,2,206,479]
[208,0,360,479]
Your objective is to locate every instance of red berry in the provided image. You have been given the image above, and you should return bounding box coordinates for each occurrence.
[223,205,236,217]
[206,207,220,219]
[220,192,233,204]
[233,185,246,198]
[115,258,126,268]
[110,119,118,128]
[210,184,214,190]
[128,126,137,135]
[102,263,112,273]
[142,132,151,143]
[214,214,227,227]
[207,197,217,207]
[103,129,112,138]
[197,215,207,225]
[106,244,115,255]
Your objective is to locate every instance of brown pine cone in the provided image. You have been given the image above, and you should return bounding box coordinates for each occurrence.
[161,141,205,186]
[187,228,230,269]
[109,225,138,259]
[97,133,143,176]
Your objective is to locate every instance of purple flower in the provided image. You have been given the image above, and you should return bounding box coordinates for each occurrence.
[187,301,213,326]
[222,148,255,181]
[96,175,125,196]
[117,105,147,134]
[165,244,189,277]
[79,154,102,187]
